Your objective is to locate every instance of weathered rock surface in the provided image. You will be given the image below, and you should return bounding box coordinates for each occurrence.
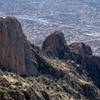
[42,31,69,59]
[69,42,92,56]
[0,17,38,76]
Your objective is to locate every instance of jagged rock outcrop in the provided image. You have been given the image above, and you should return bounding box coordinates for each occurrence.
[43,31,100,89]
[42,31,69,59]
[0,17,38,76]
[0,17,100,100]
[0,17,66,78]
[69,42,92,56]
[69,42,100,88]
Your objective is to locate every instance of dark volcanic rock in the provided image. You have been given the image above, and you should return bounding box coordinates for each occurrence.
[0,17,38,76]
[42,31,69,59]
[69,42,92,56]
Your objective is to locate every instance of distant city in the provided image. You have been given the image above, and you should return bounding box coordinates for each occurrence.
[0,0,100,55]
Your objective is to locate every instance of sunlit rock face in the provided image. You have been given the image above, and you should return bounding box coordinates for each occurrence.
[0,17,38,76]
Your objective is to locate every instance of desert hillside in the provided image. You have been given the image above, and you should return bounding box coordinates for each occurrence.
[0,17,100,100]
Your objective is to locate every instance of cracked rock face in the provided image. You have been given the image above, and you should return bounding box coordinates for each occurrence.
[0,17,38,76]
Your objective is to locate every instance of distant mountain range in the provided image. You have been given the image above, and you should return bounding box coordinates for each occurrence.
[0,0,100,55]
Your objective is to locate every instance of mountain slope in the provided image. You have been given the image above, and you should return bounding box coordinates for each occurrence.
[0,17,100,100]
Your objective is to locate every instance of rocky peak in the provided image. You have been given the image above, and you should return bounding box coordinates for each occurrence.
[0,16,38,76]
[69,42,92,56]
[42,31,68,59]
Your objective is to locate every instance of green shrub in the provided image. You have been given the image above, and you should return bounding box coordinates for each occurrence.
[0,86,9,93]
[15,80,22,86]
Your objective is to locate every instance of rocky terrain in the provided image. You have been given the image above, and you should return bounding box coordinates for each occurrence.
[0,16,100,100]
[0,17,38,76]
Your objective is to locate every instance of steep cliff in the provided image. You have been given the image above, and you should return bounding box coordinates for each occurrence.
[0,17,38,76]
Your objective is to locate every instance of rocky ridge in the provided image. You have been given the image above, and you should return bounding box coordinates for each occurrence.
[0,17,100,100]
[42,31,100,89]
